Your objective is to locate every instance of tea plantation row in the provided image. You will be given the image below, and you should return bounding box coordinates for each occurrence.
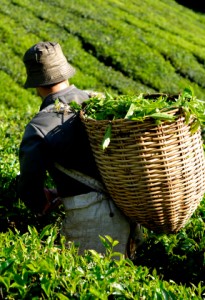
[1,0,205,96]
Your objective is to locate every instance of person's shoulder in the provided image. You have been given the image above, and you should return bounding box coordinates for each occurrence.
[29,110,61,131]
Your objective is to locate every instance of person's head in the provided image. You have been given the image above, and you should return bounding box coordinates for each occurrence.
[23,41,76,89]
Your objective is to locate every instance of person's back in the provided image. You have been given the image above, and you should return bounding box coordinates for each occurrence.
[19,85,102,205]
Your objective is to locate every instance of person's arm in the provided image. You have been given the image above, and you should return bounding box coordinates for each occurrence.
[18,122,48,214]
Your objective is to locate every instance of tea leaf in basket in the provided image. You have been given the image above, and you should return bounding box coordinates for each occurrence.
[124,103,136,119]
[101,123,112,150]
[149,112,176,121]
[125,105,146,121]
[182,106,191,124]
[69,101,81,112]
[190,119,201,134]
[181,86,194,99]
[83,88,205,133]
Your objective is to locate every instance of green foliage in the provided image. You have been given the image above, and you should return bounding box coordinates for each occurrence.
[82,87,205,148]
[83,88,205,124]
[0,226,204,299]
[1,0,205,96]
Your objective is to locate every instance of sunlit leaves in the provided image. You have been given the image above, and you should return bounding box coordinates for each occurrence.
[0,227,203,298]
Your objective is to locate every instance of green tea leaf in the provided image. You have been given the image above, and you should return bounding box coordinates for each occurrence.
[39,224,52,239]
[182,86,194,99]
[190,120,200,134]
[124,103,136,119]
[0,276,10,290]
[41,278,52,297]
[56,293,70,300]
[13,274,26,287]
[149,112,175,121]
[101,123,112,150]
[0,259,14,275]
[69,101,81,112]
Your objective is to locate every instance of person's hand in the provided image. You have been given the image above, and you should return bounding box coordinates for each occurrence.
[44,188,58,201]
[38,188,62,217]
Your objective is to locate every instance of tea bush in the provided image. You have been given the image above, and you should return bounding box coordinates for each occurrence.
[0,225,204,299]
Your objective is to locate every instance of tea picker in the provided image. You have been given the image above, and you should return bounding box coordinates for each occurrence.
[18,41,142,256]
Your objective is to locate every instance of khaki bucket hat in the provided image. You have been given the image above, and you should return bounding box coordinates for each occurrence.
[23,41,76,88]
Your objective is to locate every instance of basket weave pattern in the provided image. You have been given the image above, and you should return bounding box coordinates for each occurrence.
[80,111,205,233]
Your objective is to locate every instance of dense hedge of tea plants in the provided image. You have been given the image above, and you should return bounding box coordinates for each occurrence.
[1,0,205,97]
[1,0,205,298]
[1,226,205,299]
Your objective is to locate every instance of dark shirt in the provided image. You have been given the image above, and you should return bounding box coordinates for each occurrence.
[18,85,102,213]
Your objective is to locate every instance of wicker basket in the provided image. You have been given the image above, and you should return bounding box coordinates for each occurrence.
[80,104,205,233]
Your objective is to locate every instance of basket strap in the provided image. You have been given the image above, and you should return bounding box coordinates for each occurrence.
[54,162,106,193]
[55,162,114,216]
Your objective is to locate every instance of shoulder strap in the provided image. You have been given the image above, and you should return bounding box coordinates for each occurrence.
[54,162,106,193]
